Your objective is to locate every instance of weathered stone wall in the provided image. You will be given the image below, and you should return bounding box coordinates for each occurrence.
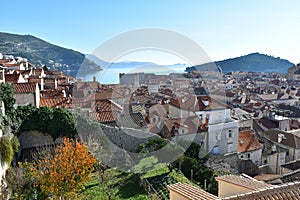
[14,93,35,107]
[99,124,159,152]
[205,153,239,174]
[18,131,55,149]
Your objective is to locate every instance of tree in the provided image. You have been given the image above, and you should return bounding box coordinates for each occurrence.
[0,83,15,117]
[30,138,97,199]
[137,137,168,153]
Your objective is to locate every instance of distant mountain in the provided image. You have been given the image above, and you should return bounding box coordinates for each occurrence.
[86,54,188,71]
[0,32,100,76]
[186,53,294,74]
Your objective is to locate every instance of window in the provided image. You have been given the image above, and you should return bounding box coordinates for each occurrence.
[200,141,204,147]
[96,106,102,112]
[247,153,250,159]
[199,114,203,121]
[213,146,219,154]
[181,129,185,134]
[227,143,233,153]
[228,130,233,138]
[152,117,156,123]
[241,155,244,159]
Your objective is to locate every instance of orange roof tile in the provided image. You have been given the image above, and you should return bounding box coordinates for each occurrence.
[13,83,36,93]
[169,95,228,112]
[238,130,263,153]
[89,111,116,123]
[5,74,22,83]
[40,97,72,108]
[224,181,300,200]
[167,182,217,200]
[216,175,271,191]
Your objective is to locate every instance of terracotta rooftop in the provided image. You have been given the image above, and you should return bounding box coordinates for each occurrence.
[13,83,36,93]
[5,74,22,83]
[117,112,147,129]
[169,95,228,112]
[86,90,124,100]
[92,99,122,112]
[40,97,72,108]
[264,129,300,149]
[253,174,281,182]
[89,111,116,123]
[223,181,300,200]
[216,175,271,191]
[238,130,263,153]
[259,118,279,129]
[40,90,65,98]
[167,182,217,200]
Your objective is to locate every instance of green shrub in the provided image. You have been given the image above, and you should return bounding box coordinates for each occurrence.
[11,136,20,153]
[0,136,14,164]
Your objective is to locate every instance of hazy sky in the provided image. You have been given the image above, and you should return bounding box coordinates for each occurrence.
[2,0,300,64]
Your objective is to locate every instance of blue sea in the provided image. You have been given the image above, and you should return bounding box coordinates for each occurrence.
[82,64,188,84]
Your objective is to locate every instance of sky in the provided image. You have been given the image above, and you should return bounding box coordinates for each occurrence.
[1,0,300,64]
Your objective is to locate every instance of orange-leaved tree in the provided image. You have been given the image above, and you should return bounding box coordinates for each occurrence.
[31,137,97,199]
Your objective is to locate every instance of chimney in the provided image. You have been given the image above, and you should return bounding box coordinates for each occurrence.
[41,78,44,90]
[55,79,58,89]
[205,116,209,126]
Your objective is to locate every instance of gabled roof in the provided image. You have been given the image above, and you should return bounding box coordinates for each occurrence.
[86,90,124,100]
[238,130,263,153]
[223,182,300,200]
[40,97,72,108]
[89,111,116,123]
[167,182,217,200]
[5,74,22,83]
[92,99,122,112]
[40,89,64,98]
[259,118,279,129]
[216,175,271,191]
[13,83,37,94]
[117,112,147,129]
[168,181,300,200]
[264,129,300,149]
[169,95,228,112]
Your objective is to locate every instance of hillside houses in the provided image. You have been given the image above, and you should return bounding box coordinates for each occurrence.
[3,52,300,190]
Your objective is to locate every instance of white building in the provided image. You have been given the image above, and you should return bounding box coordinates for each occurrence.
[169,95,239,155]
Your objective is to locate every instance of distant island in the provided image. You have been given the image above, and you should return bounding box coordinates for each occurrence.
[186,53,294,74]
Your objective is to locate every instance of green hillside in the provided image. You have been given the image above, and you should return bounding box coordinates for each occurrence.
[0,32,100,76]
[186,53,294,74]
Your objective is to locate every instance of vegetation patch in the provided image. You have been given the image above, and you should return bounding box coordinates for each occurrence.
[0,136,14,164]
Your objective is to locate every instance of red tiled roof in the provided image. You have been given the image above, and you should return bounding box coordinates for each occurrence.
[168,181,300,200]
[264,129,300,148]
[92,99,122,112]
[5,74,22,83]
[40,97,72,108]
[216,175,271,191]
[253,174,280,182]
[40,90,64,98]
[168,182,217,200]
[13,83,36,93]
[259,118,279,129]
[0,59,13,64]
[3,63,21,67]
[238,130,263,153]
[89,111,116,123]
[224,182,300,200]
[169,95,228,112]
[86,91,124,100]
